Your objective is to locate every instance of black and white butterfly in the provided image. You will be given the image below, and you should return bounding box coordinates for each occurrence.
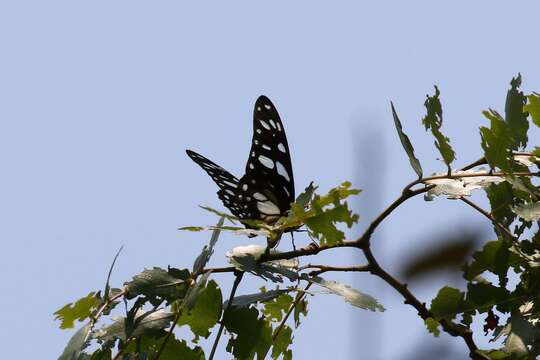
[186,95,295,226]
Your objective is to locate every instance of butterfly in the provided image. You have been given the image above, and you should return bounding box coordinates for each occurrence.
[186,96,295,226]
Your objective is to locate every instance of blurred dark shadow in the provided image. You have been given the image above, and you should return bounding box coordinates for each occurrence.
[401,340,467,360]
[351,122,386,359]
[399,228,482,282]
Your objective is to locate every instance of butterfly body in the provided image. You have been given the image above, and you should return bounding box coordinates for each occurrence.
[187,96,295,227]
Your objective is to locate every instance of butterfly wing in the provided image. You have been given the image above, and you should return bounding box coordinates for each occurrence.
[237,96,295,222]
[186,149,255,219]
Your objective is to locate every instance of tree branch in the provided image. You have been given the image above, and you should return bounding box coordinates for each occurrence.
[459,196,515,239]
[272,283,312,341]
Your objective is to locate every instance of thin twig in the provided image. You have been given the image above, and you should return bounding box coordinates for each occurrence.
[273,283,313,341]
[459,197,515,239]
[154,308,182,360]
[209,271,244,360]
[297,264,371,275]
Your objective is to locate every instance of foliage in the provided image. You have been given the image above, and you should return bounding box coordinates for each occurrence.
[56,75,540,360]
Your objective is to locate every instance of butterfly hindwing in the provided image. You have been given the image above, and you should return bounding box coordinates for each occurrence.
[185,150,253,219]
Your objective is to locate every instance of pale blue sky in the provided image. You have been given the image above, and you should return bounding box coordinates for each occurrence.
[1,1,539,359]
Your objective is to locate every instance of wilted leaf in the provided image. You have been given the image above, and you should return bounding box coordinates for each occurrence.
[425,169,504,199]
[58,323,91,360]
[54,292,100,329]
[391,102,423,178]
[430,286,464,321]
[93,309,173,342]
[227,289,290,308]
[512,202,540,221]
[124,267,190,303]
[424,317,441,337]
[303,275,384,311]
[422,86,455,168]
[524,93,540,127]
[223,306,273,360]
[505,74,528,149]
[178,279,222,338]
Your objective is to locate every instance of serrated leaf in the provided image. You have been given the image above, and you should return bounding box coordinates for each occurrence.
[223,306,272,360]
[422,86,455,167]
[93,309,173,342]
[505,74,529,149]
[54,292,100,329]
[177,279,222,338]
[58,323,91,360]
[430,286,464,321]
[192,217,224,274]
[524,93,540,127]
[303,275,384,311]
[391,102,423,178]
[512,202,540,221]
[226,289,290,308]
[272,325,293,360]
[262,293,294,322]
[424,317,441,337]
[124,267,190,304]
[480,110,514,172]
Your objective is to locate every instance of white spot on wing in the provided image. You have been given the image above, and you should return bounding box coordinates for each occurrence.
[253,192,267,201]
[260,120,271,130]
[262,144,271,151]
[258,155,274,169]
[242,184,248,191]
[276,161,290,181]
[257,200,280,215]
[264,104,271,110]
[277,143,286,153]
[249,163,255,169]
[269,119,277,129]
[276,122,282,131]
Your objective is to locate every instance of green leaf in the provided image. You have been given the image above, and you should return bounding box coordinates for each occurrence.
[302,275,385,311]
[192,217,224,274]
[177,279,222,338]
[463,239,519,286]
[178,226,206,231]
[391,102,423,178]
[58,323,91,360]
[422,86,455,168]
[430,286,464,321]
[293,296,308,328]
[480,110,514,172]
[465,283,509,313]
[424,317,441,337]
[504,74,529,149]
[524,93,540,127]
[295,181,317,208]
[88,348,112,360]
[124,267,190,304]
[124,335,205,360]
[228,289,291,308]
[223,306,273,360]
[272,325,293,360]
[54,292,100,329]
[486,182,516,228]
[262,293,294,322]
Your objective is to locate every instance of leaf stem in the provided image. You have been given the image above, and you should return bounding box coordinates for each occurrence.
[209,271,244,360]
[272,283,312,341]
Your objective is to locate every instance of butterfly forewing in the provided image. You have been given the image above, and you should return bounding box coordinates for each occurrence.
[238,96,295,221]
